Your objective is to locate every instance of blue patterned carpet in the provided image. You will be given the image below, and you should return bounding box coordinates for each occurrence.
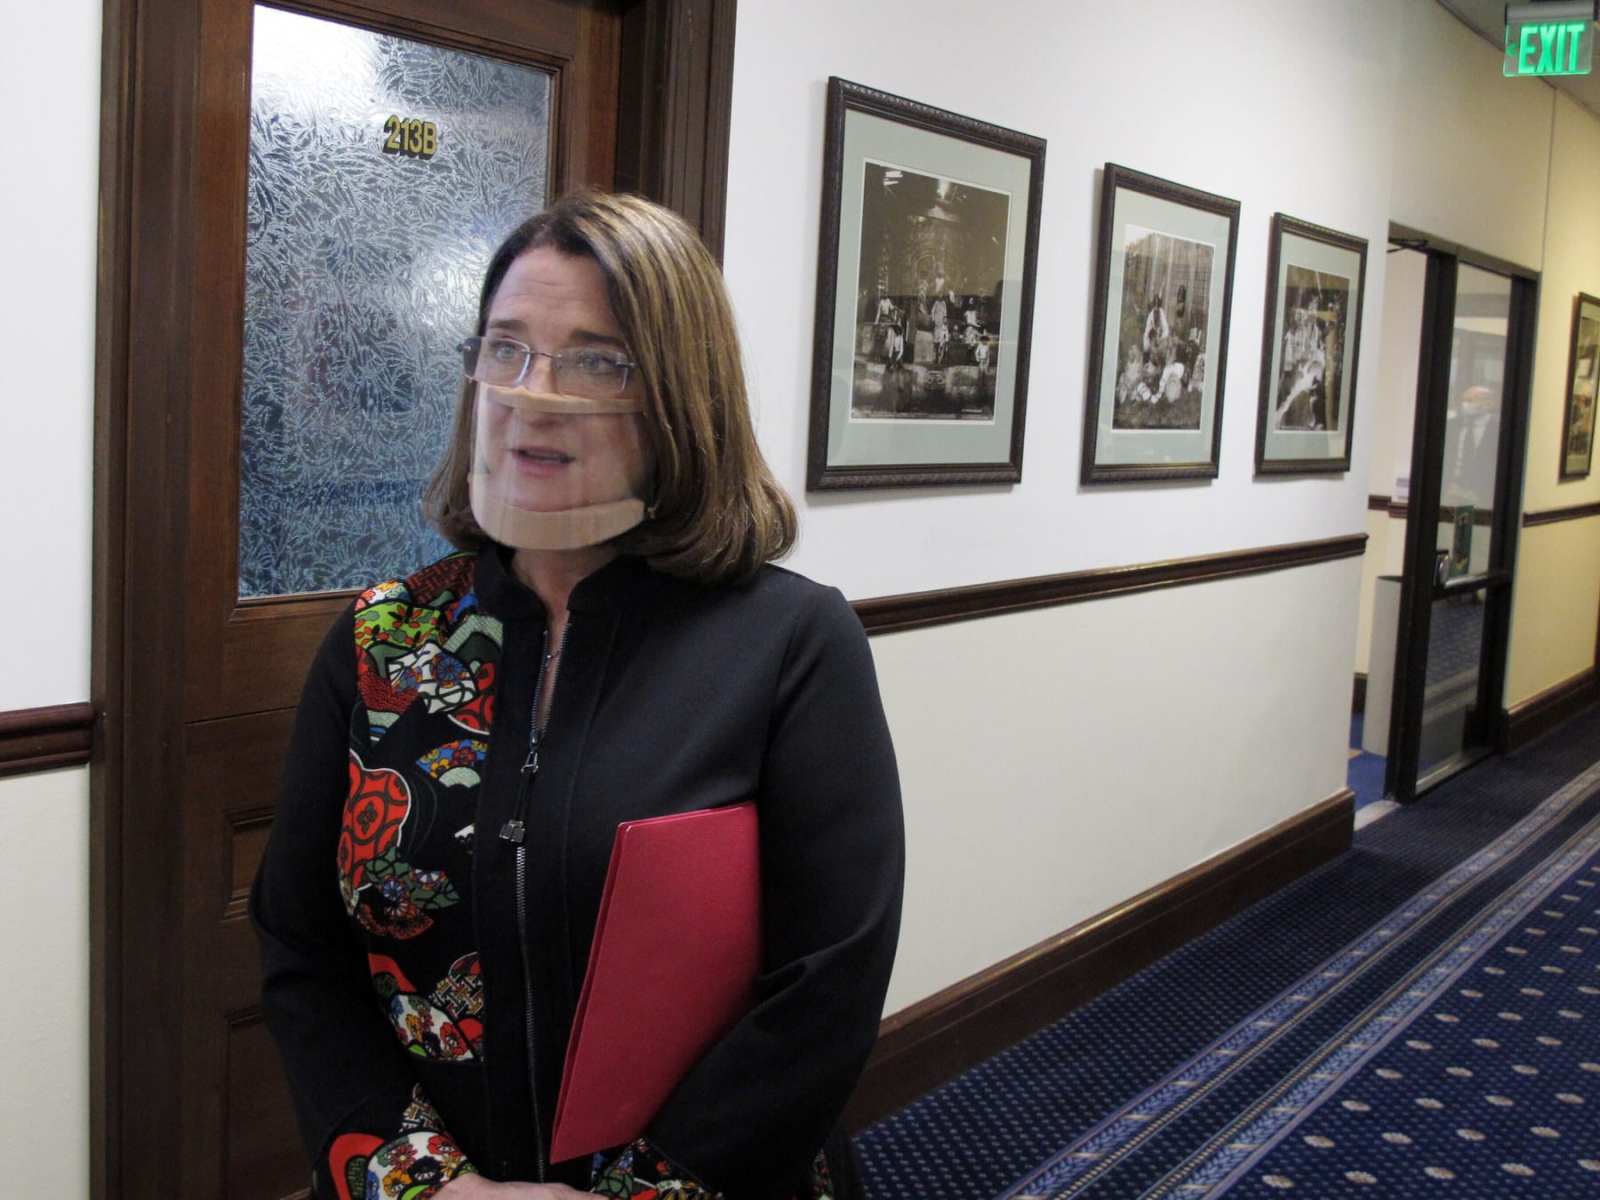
[1349,714,1386,812]
[856,710,1600,1198]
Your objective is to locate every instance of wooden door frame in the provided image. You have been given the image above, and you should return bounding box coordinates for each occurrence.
[88,0,736,1193]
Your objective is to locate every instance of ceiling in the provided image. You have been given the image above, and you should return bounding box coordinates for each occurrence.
[1438,0,1600,118]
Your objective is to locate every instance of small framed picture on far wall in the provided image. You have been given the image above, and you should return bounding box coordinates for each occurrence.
[1254,214,1368,476]
[1560,292,1600,480]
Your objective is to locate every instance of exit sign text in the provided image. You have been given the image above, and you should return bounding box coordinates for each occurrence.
[1504,17,1593,77]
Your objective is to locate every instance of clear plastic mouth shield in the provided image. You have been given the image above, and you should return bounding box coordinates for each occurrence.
[461,336,651,551]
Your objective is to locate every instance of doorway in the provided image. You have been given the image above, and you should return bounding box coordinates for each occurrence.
[1380,226,1536,804]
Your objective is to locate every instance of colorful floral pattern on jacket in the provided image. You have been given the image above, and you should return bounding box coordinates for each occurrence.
[591,1140,837,1200]
[338,554,501,942]
[368,952,484,1060]
[340,753,462,938]
[353,555,502,750]
[328,1087,476,1200]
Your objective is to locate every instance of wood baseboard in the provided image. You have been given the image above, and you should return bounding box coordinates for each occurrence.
[1502,668,1598,752]
[843,787,1354,1130]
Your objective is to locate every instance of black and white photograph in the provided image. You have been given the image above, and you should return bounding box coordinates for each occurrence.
[1082,163,1239,484]
[809,77,1045,491]
[1560,292,1600,480]
[1254,214,1367,476]
[849,163,1009,423]
[1110,226,1214,432]
[1271,264,1351,432]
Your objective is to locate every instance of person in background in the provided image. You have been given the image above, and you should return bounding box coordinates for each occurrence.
[253,190,906,1200]
[1142,292,1169,363]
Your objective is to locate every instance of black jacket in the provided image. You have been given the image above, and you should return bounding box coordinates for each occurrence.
[251,545,905,1199]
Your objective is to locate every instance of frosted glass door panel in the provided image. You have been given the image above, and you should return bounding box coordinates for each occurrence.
[239,5,551,598]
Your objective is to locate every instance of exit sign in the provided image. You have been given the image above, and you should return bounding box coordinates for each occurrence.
[1504,2,1596,77]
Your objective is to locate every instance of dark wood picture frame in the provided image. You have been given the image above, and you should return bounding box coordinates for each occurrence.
[1559,291,1600,481]
[1082,163,1239,484]
[807,77,1045,491]
[1254,214,1368,476]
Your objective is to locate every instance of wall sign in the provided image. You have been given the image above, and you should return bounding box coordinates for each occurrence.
[383,115,439,158]
[1504,2,1595,77]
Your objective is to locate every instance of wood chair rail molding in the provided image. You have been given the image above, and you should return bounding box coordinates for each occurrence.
[852,533,1366,636]
[1366,496,1600,528]
[0,703,96,779]
[1522,500,1600,527]
[1365,495,1496,527]
[0,535,1369,780]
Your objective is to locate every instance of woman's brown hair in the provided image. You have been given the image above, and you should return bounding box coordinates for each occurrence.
[423,190,797,585]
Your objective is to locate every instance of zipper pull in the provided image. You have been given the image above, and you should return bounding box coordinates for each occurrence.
[499,818,526,844]
[521,743,539,774]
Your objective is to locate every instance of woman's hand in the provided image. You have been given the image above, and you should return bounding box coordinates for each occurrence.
[437,1176,588,1198]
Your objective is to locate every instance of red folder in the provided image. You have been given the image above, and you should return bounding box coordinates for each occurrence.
[549,802,761,1163]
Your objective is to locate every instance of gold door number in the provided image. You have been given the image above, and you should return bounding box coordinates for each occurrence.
[383,115,438,159]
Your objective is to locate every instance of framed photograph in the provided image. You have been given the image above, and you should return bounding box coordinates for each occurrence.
[1254,214,1368,475]
[1560,292,1600,480]
[1082,164,1239,484]
[808,77,1045,490]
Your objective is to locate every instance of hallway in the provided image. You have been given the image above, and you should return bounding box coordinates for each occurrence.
[857,710,1600,1198]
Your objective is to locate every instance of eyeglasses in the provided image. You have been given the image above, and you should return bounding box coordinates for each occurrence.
[457,335,638,398]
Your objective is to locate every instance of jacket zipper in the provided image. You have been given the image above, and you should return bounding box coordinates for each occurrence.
[498,621,568,1183]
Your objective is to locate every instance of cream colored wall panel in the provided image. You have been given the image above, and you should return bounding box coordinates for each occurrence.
[0,767,89,1197]
[1504,95,1600,706]
[1371,248,1425,500]
[0,0,100,711]
[1355,509,1390,676]
[1523,94,1600,515]
[1355,242,1427,679]
[871,559,1358,1013]
[1506,520,1600,707]
[1389,1,1550,272]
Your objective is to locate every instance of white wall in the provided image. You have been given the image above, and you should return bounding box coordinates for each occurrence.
[729,0,1600,1017]
[728,0,1395,599]
[1354,248,1425,675]
[1506,92,1600,705]
[724,0,1395,1012]
[874,558,1356,1012]
[1,5,99,710]
[0,770,90,1196]
[0,0,100,1187]
[1389,1,1552,273]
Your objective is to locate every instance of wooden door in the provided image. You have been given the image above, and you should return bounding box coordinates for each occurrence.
[91,2,735,1195]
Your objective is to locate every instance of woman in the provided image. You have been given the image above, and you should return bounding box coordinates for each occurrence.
[252,191,905,1200]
